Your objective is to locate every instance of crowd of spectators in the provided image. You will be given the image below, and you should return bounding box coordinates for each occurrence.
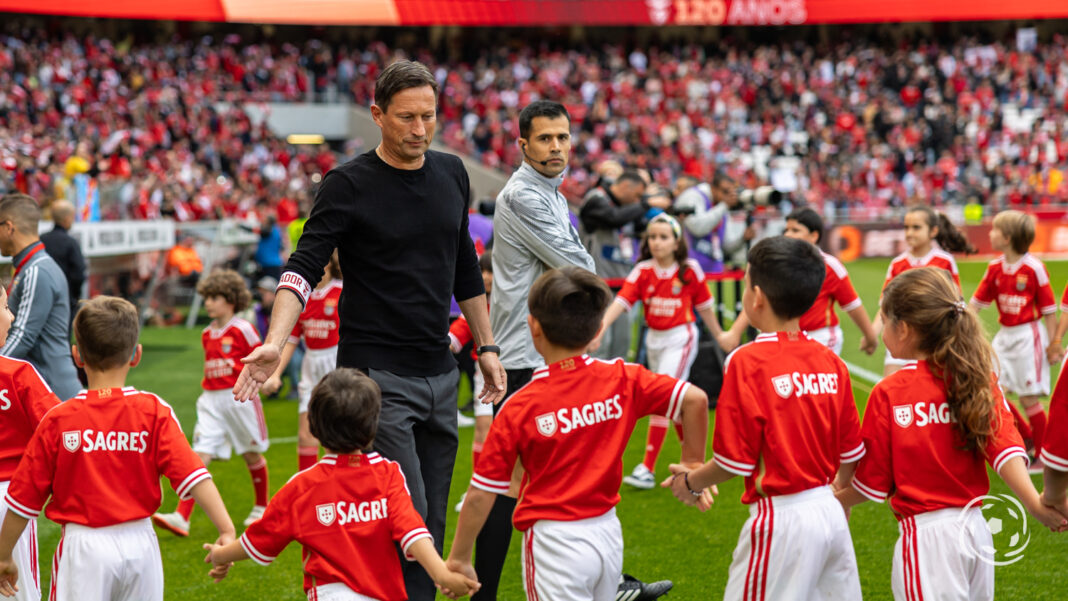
[4,27,1068,224]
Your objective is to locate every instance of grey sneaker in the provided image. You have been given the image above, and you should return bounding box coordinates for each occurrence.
[616,573,673,600]
[622,464,656,490]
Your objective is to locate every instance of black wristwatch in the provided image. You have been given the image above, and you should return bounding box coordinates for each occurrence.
[476,345,501,356]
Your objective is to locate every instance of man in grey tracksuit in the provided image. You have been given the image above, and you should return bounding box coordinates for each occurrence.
[0,194,81,400]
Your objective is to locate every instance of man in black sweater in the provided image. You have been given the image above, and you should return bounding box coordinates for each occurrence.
[40,200,85,327]
[234,60,505,600]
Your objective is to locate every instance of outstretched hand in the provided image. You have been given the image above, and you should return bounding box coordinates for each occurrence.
[202,543,234,583]
[233,345,281,402]
[477,353,507,406]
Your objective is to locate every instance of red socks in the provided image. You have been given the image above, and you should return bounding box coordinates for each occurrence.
[1008,402,1033,445]
[249,458,270,507]
[1026,404,1047,454]
[298,446,319,472]
[642,416,672,471]
[176,498,195,520]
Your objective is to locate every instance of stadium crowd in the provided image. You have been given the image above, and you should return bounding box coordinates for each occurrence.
[4,28,1068,223]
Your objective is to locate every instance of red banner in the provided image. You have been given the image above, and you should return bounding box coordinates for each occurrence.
[5,0,1068,25]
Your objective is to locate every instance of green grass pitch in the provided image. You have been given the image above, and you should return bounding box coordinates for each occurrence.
[30,258,1068,600]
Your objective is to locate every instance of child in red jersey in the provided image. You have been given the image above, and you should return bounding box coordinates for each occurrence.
[666,236,865,601]
[595,214,741,490]
[873,206,976,377]
[783,207,878,356]
[264,252,342,471]
[1040,362,1068,527]
[0,296,235,601]
[205,368,479,601]
[837,268,1066,601]
[446,267,710,601]
[0,286,60,601]
[970,210,1057,470]
[154,269,270,537]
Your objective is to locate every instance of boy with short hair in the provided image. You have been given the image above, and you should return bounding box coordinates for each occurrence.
[0,285,61,601]
[971,210,1056,467]
[0,296,235,601]
[446,267,710,600]
[154,269,270,536]
[204,368,480,600]
[666,236,864,600]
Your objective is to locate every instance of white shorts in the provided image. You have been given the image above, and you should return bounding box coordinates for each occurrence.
[522,508,623,601]
[992,321,1050,397]
[725,486,861,601]
[192,389,270,460]
[298,346,339,413]
[893,508,993,601]
[472,369,494,418]
[51,519,162,601]
[307,582,381,601]
[805,325,844,355]
[645,323,700,381]
[0,482,38,601]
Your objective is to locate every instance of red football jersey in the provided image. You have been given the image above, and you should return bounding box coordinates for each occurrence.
[799,252,862,332]
[712,332,864,505]
[288,280,342,350]
[240,452,430,600]
[1040,366,1068,472]
[881,245,961,300]
[5,387,211,527]
[0,357,61,481]
[616,259,714,331]
[1059,282,1068,314]
[202,317,261,390]
[971,254,1055,326]
[853,362,1027,517]
[472,355,690,531]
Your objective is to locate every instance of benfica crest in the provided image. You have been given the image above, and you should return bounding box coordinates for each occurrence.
[316,503,336,526]
[221,336,233,355]
[771,375,793,398]
[536,412,558,437]
[63,431,81,452]
[324,299,337,316]
[894,405,914,428]
[1016,274,1028,292]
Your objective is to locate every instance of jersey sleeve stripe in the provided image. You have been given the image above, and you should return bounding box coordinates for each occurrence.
[470,474,511,495]
[175,468,212,499]
[4,494,40,519]
[278,272,311,308]
[840,443,866,463]
[401,528,433,560]
[851,477,887,503]
[840,298,862,312]
[970,297,992,308]
[614,297,633,312]
[992,446,1029,474]
[239,533,276,566]
[1040,449,1068,472]
[713,454,754,476]
[694,297,715,311]
[667,381,689,423]
[1040,304,1057,315]
[235,319,262,346]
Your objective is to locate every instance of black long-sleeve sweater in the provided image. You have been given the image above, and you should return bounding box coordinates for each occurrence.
[280,149,484,376]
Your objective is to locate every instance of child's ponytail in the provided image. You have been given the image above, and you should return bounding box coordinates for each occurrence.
[882,268,995,453]
[908,206,976,254]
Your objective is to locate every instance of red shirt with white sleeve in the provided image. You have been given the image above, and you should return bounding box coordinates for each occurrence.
[881,245,961,299]
[5,387,211,527]
[852,362,1027,517]
[239,452,431,600]
[0,357,61,482]
[615,259,714,331]
[712,332,864,505]
[202,317,261,390]
[1040,367,1068,471]
[971,254,1055,326]
[799,252,863,332]
[472,355,690,531]
[288,280,342,350]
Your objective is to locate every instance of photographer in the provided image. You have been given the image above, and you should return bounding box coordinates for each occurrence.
[579,170,669,360]
[672,172,755,271]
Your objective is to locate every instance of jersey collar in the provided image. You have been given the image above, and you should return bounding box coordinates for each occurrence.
[999,253,1031,275]
[532,354,595,380]
[319,452,381,467]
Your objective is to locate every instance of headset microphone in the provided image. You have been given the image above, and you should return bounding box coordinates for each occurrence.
[522,144,550,167]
